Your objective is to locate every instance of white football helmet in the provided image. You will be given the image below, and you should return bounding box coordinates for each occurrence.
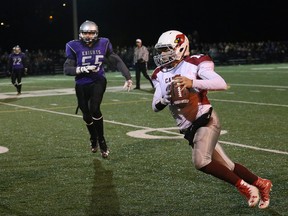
[153,30,190,68]
[79,20,99,44]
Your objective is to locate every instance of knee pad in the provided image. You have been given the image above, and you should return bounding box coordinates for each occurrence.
[193,158,212,170]
[192,148,212,170]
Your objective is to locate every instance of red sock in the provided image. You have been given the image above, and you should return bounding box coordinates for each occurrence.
[233,163,258,185]
[200,160,240,185]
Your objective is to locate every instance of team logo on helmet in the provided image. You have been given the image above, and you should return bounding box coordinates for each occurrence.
[174,34,185,46]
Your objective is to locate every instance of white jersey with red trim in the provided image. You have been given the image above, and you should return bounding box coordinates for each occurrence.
[151,54,227,130]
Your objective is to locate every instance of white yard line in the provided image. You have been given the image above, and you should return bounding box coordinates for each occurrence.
[0,86,135,100]
[0,88,75,99]
[0,97,287,156]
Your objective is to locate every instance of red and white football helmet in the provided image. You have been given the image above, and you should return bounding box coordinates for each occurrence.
[154,30,190,69]
[79,20,99,44]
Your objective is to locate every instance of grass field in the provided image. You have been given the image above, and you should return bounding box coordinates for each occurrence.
[0,63,288,216]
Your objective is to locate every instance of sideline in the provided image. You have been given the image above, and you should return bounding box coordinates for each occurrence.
[0,86,131,100]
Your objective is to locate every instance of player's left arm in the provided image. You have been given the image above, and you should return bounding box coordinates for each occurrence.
[107,50,133,91]
[174,61,227,91]
[105,40,131,80]
[107,52,131,80]
[22,54,28,73]
[193,61,227,90]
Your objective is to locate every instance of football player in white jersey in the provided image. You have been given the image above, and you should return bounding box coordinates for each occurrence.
[151,30,272,209]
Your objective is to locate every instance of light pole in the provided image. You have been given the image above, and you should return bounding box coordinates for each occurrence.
[72,0,78,39]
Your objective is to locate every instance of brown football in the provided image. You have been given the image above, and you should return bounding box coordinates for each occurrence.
[170,75,199,121]
[170,81,190,108]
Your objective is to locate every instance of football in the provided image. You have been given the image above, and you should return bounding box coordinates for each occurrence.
[170,80,190,108]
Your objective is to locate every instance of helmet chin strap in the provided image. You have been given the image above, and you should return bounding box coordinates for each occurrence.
[171,60,181,67]
[162,60,182,72]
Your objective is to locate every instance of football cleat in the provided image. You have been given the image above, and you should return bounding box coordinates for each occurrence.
[253,178,272,209]
[101,149,110,159]
[99,139,109,158]
[91,146,98,153]
[90,141,99,153]
[236,179,260,207]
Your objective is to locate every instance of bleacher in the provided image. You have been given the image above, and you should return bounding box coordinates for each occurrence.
[1,40,288,76]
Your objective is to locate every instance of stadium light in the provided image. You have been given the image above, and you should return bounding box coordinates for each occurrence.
[0,21,9,28]
[48,15,54,23]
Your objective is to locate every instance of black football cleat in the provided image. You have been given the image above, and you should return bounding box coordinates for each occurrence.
[90,141,99,153]
[99,139,109,158]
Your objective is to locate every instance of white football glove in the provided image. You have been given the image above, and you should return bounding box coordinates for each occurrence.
[160,87,171,105]
[160,93,171,105]
[76,65,98,74]
[123,79,133,92]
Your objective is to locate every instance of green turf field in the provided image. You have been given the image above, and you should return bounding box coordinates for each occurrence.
[0,63,287,216]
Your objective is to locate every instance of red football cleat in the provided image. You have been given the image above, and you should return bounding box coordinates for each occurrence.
[236,180,260,207]
[253,178,273,209]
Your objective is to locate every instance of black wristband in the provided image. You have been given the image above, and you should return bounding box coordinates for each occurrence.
[155,101,167,111]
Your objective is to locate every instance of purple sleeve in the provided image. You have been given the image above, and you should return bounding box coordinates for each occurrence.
[65,43,76,60]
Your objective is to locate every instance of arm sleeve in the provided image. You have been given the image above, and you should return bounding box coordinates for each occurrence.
[192,61,227,90]
[107,52,132,80]
[152,79,166,112]
[63,58,77,76]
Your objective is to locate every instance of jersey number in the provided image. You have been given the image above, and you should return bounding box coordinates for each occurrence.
[82,55,104,72]
[13,57,22,65]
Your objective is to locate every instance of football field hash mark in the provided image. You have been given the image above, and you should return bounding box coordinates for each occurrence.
[0,146,9,154]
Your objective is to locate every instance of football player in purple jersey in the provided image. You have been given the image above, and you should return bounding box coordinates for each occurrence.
[8,45,28,95]
[64,20,133,158]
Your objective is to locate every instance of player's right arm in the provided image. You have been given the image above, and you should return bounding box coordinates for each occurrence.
[63,43,97,76]
[63,58,77,76]
[63,42,78,76]
[151,69,171,112]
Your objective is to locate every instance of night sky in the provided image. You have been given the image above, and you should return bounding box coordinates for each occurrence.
[0,0,287,51]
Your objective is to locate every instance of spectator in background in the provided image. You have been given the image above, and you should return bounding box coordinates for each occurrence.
[8,45,27,95]
[133,39,154,89]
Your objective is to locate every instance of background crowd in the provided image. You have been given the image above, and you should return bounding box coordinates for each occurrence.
[1,37,288,77]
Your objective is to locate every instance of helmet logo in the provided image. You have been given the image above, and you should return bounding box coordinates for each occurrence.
[174,34,185,46]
